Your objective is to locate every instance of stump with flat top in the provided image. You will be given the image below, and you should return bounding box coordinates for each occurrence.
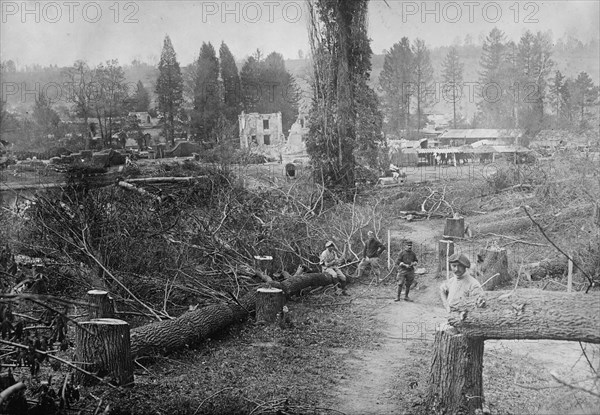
[476,247,509,290]
[74,318,133,386]
[443,217,465,238]
[255,287,285,324]
[87,290,115,319]
[427,323,484,414]
[438,239,455,275]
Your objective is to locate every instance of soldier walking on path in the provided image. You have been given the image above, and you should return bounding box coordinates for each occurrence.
[395,241,418,302]
[356,231,387,283]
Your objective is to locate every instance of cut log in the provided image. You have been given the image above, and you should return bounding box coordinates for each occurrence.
[476,247,509,290]
[255,288,285,324]
[130,290,256,358]
[438,239,455,275]
[129,270,336,358]
[74,318,133,386]
[524,258,567,280]
[448,289,600,343]
[427,323,484,414]
[443,217,464,238]
[87,290,115,319]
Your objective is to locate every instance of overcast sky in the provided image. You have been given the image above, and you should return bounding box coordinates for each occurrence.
[1,0,598,68]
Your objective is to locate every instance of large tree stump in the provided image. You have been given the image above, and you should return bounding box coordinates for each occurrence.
[438,239,455,276]
[255,288,285,324]
[87,290,115,319]
[427,323,484,414]
[443,217,465,238]
[74,318,133,386]
[476,247,509,290]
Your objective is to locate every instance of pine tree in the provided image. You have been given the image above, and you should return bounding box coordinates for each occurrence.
[156,35,184,147]
[219,42,242,127]
[191,42,220,142]
[549,71,570,127]
[240,56,261,113]
[478,28,509,127]
[442,47,464,129]
[379,37,413,136]
[411,38,434,131]
[571,72,599,127]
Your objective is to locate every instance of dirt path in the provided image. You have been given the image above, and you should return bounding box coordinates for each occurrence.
[333,219,447,414]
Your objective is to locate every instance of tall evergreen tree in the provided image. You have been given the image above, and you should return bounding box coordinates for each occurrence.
[516,31,553,132]
[411,39,434,131]
[219,42,242,127]
[191,42,220,142]
[441,47,464,129]
[379,37,413,136]
[156,35,184,146]
[570,72,599,127]
[240,56,261,113]
[477,28,510,127]
[549,71,570,127]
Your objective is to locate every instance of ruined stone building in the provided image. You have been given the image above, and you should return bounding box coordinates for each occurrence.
[238,112,284,148]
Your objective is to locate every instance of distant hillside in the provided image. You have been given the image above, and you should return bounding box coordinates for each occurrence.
[2,41,598,121]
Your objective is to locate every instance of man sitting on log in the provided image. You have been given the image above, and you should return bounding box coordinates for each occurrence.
[320,241,349,296]
[439,253,484,312]
[356,231,386,282]
[395,241,418,302]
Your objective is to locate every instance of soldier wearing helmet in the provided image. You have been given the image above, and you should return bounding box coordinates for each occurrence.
[320,241,349,295]
[439,253,483,312]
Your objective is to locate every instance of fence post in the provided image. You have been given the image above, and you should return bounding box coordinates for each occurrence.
[567,256,573,292]
[387,229,391,269]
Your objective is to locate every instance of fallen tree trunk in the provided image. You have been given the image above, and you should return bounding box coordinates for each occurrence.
[448,289,600,343]
[130,268,340,357]
[130,290,257,358]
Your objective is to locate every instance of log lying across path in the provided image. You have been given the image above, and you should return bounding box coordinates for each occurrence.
[448,289,600,343]
[130,269,338,357]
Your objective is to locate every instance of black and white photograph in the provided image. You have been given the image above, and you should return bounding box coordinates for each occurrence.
[1,1,599,414]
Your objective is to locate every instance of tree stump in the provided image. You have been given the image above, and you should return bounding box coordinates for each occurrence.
[255,288,285,324]
[438,239,455,276]
[476,247,509,290]
[87,290,115,319]
[427,323,484,414]
[443,217,465,238]
[74,318,133,386]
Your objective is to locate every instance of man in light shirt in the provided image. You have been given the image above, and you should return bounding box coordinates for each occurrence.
[440,253,484,312]
[320,241,349,296]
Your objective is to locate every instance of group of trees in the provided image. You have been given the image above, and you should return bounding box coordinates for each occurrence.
[378,28,599,136]
[156,36,300,147]
[378,37,435,136]
[476,28,599,130]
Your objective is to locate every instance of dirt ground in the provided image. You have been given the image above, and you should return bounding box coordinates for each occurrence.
[326,219,600,415]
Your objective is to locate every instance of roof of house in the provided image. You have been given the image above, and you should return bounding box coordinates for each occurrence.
[439,129,524,139]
